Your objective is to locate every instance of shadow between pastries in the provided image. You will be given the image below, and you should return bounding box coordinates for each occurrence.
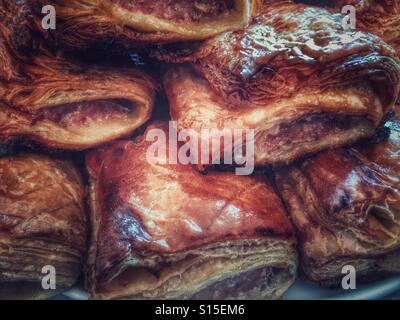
[275,108,400,286]
[161,2,400,167]
[86,121,297,300]
[27,0,260,49]
[0,2,156,150]
[0,154,86,299]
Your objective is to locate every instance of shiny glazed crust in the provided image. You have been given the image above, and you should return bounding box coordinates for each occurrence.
[160,3,400,166]
[164,66,384,166]
[156,3,400,108]
[323,0,400,56]
[86,121,297,299]
[275,114,400,286]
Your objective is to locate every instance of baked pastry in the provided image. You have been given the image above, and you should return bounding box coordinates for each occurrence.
[275,110,400,286]
[27,0,259,49]
[314,0,399,56]
[0,2,156,150]
[0,54,156,150]
[161,2,400,167]
[358,105,400,172]
[86,121,297,300]
[0,0,156,150]
[301,0,400,103]
[0,154,86,299]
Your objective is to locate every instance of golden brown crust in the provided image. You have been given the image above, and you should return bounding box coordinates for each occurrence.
[27,0,256,49]
[164,65,384,166]
[275,115,400,286]
[156,3,400,108]
[325,0,400,103]
[160,3,400,166]
[0,56,156,150]
[320,0,400,56]
[0,2,156,150]
[86,121,297,299]
[0,154,87,299]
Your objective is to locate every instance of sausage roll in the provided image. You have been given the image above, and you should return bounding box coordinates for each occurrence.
[0,1,156,150]
[86,121,297,300]
[161,3,400,167]
[0,54,156,150]
[27,0,258,49]
[275,112,400,286]
[0,154,86,299]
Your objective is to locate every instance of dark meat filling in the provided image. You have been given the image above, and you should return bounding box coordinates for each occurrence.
[190,267,284,300]
[262,115,372,152]
[0,281,55,300]
[38,100,136,127]
[119,0,230,23]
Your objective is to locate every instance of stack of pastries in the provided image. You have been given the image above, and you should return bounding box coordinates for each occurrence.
[0,0,399,299]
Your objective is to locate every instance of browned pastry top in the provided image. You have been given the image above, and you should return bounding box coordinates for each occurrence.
[87,122,295,280]
[297,148,399,234]
[303,0,400,56]
[275,108,400,286]
[155,2,400,109]
[278,106,400,253]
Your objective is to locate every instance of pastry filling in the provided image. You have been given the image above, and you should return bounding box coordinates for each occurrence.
[0,281,51,300]
[96,255,294,299]
[259,115,374,152]
[38,99,138,128]
[119,0,231,23]
[190,267,286,300]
